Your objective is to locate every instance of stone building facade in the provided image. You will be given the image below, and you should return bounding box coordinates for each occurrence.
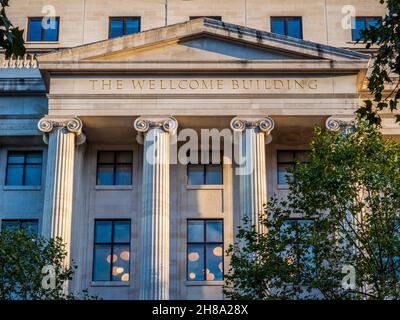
[0,0,395,300]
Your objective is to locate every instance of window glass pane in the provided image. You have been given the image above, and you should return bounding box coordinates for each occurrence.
[28,19,42,41]
[2,221,19,231]
[116,151,132,164]
[115,165,132,185]
[295,151,310,163]
[188,164,204,185]
[44,18,59,41]
[95,221,113,243]
[188,220,205,243]
[93,245,112,281]
[21,221,39,236]
[112,245,130,281]
[206,220,223,243]
[277,151,294,163]
[110,18,124,38]
[278,164,293,184]
[206,165,223,185]
[26,152,42,164]
[271,18,285,35]
[113,221,130,243]
[98,151,114,163]
[6,165,24,186]
[8,153,25,164]
[126,18,140,35]
[287,18,302,38]
[368,17,381,28]
[353,18,366,41]
[97,165,114,185]
[24,165,42,186]
[187,244,205,280]
[206,244,223,281]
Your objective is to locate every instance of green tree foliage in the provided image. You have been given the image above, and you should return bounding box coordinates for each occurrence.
[0,0,25,57]
[357,0,400,125]
[0,228,96,300]
[225,121,400,300]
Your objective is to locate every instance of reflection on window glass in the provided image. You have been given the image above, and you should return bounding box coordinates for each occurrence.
[97,151,133,186]
[109,17,141,38]
[277,150,309,185]
[187,220,223,281]
[187,152,223,185]
[93,220,131,282]
[1,220,39,237]
[271,17,303,39]
[6,151,42,186]
[352,17,381,41]
[28,17,59,41]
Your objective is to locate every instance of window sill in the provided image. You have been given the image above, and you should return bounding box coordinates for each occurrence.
[95,185,133,190]
[90,281,130,287]
[186,185,224,190]
[185,281,224,286]
[25,41,60,44]
[3,186,41,191]
[276,184,289,190]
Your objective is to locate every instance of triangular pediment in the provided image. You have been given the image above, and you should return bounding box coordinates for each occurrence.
[38,18,369,71]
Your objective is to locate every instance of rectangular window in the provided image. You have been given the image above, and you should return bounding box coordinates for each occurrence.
[189,16,222,21]
[277,150,309,185]
[187,219,223,281]
[282,219,315,270]
[6,151,43,186]
[187,152,223,185]
[1,219,39,236]
[271,17,303,39]
[109,17,141,38]
[27,17,60,42]
[93,220,131,282]
[352,17,381,41]
[96,151,133,186]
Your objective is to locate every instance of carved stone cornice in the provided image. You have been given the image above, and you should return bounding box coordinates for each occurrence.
[38,116,86,145]
[134,116,178,134]
[230,116,275,134]
[326,116,356,135]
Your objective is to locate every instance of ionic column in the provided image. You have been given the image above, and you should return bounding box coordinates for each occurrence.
[326,116,356,135]
[134,116,178,300]
[231,116,275,232]
[38,116,86,266]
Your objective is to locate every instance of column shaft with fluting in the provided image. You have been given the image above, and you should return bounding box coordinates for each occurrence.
[134,117,178,300]
[231,117,274,232]
[38,117,85,265]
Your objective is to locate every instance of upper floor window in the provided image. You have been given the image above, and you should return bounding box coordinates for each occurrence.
[1,219,39,237]
[96,151,133,186]
[187,152,223,185]
[271,17,303,39]
[93,220,131,282]
[27,17,60,42]
[352,17,381,41]
[109,17,141,39]
[189,16,222,21]
[187,219,223,281]
[277,150,309,185]
[6,151,42,187]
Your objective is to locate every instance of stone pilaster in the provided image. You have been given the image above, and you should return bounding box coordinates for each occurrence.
[38,116,86,266]
[231,116,274,232]
[134,116,178,300]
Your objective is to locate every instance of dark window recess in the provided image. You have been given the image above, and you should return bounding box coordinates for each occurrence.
[271,17,303,39]
[96,151,133,186]
[109,17,141,38]
[6,151,43,186]
[277,150,309,185]
[187,219,224,281]
[93,220,131,282]
[27,17,60,41]
[189,16,222,21]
